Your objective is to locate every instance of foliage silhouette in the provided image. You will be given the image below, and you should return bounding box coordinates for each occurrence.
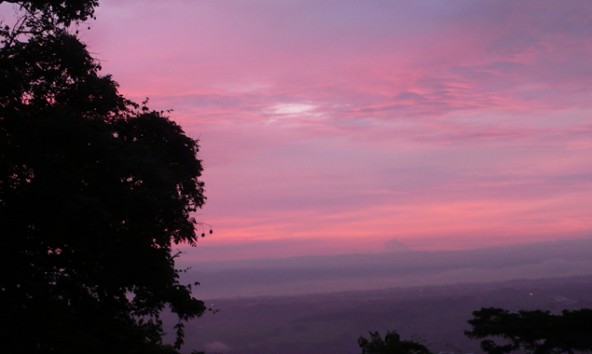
[358,330,432,354]
[465,307,592,354]
[0,0,98,27]
[1,1,208,353]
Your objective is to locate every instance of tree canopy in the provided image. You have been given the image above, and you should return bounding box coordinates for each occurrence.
[465,307,592,354]
[0,1,208,353]
[0,0,98,27]
[358,330,432,354]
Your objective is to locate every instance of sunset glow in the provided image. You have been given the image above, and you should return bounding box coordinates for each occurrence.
[83,1,592,260]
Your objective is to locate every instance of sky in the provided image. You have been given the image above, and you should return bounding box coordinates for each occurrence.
[78,0,591,261]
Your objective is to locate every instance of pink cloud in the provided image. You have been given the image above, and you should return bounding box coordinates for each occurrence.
[81,0,592,259]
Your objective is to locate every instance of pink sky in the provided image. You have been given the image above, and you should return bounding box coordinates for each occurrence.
[80,1,591,260]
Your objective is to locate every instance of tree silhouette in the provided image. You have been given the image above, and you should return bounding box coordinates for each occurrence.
[1,1,208,353]
[358,330,432,354]
[465,307,592,354]
[0,0,98,27]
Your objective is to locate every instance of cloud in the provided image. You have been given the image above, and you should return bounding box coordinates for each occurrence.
[384,239,411,252]
[204,341,232,353]
[270,103,316,115]
[84,1,592,259]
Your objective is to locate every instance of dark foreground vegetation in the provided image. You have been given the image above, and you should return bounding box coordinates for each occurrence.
[1,1,208,353]
[358,307,592,354]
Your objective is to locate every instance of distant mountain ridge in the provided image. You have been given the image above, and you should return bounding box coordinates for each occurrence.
[183,237,592,298]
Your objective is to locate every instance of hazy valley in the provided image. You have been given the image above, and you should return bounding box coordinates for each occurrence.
[178,274,592,354]
[170,238,592,353]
